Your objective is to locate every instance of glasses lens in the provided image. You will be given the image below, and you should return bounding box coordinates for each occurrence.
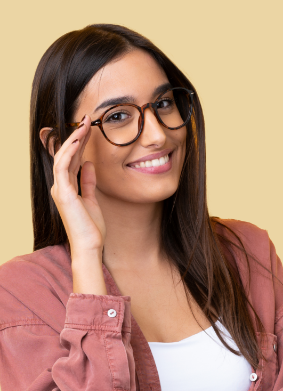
[101,105,140,145]
[155,88,192,129]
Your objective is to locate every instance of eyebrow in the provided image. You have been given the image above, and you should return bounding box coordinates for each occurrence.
[92,82,173,114]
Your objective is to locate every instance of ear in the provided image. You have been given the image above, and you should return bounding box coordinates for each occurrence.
[39,127,62,158]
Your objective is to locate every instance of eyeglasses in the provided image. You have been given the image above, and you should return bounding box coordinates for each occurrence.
[62,87,194,147]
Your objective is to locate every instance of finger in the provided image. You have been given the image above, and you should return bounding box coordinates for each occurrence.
[53,115,91,165]
[80,161,97,201]
[53,139,82,191]
[53,115,91,187]
[78,125,92,161]
[69,124,92,174]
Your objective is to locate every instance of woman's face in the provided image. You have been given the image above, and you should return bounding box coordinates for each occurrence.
[73,49,187,204]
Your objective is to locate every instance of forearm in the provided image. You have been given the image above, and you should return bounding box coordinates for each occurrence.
[71,249,108,295]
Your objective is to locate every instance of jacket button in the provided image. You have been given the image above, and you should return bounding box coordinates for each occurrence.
[274,343,277,352]
[250,373,257,381]
[107,309,117,317]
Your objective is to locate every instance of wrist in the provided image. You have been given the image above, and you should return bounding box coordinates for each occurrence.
[71,248,103,267]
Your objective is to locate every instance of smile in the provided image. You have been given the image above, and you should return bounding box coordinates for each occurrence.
[127,151,174,174]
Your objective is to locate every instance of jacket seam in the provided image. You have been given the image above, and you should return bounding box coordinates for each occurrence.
[0,321,131,333]
[102,331,131,391]
[64,323,131,332]
[69,294,130,303]
[0,319,50,331]
[275,307,283,323]
[102,329,116,391]
[0,283,59,333]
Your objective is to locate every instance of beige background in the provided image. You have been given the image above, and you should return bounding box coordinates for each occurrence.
[1,0,282,268]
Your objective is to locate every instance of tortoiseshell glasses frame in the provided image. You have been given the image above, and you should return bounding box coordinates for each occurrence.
[62,87,194,147]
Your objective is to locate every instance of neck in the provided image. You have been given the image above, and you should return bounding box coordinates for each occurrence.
[96,191,166,273]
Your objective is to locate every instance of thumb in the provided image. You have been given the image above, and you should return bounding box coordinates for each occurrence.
[80,161,97,201]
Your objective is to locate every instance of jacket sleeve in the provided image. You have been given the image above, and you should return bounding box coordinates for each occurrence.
[0,291,136,391]
[270,238,283,391]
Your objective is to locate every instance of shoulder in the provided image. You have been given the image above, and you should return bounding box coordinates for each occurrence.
[213,217,283,328]
[212,216,281,277]
[212,217,269,247]
[0,242,71,277]
[212,217,279,290]
[0,243,72,332]
[0,243,73,296]
[212,217,273,266]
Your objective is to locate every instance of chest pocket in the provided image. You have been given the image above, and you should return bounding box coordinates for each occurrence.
[252,332,279,391]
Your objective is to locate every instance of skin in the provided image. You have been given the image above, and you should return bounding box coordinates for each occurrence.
[40,49,213,342]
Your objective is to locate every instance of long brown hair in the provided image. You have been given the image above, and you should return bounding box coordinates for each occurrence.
[30,23,270,369]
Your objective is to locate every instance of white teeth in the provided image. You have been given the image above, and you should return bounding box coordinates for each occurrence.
[131,154,170,168]
[152,159,160,167]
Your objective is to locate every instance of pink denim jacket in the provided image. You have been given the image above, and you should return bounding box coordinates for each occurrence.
[0,218,282,391]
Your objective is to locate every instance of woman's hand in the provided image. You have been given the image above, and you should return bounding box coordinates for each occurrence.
[50,115,106,259]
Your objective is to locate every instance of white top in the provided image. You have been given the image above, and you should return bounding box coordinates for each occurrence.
[148,320,253,391]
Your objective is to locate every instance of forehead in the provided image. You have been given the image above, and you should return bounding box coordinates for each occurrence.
[78,49,169,112]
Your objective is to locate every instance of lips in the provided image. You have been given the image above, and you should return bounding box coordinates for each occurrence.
[127,148,174,167]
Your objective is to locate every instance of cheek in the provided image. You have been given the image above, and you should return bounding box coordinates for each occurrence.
[172,126,187,155]
[172,127,187,169]
[171,124,187,143]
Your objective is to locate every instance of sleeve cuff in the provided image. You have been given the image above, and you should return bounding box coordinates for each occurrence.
[64,293,131,333]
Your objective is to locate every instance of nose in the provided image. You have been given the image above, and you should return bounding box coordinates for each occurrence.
[138,103,167,146]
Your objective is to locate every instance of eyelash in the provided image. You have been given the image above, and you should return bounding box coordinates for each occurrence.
[103,97,175,123]
[104,110,129,123]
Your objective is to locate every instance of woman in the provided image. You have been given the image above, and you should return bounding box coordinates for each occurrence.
[0,23,282,391]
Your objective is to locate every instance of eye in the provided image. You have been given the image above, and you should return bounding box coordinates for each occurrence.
[156,98,174,109]
[104,111,130,123]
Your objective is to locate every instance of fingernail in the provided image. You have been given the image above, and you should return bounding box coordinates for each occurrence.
[76,123,84,130]
[81,114,86,122]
